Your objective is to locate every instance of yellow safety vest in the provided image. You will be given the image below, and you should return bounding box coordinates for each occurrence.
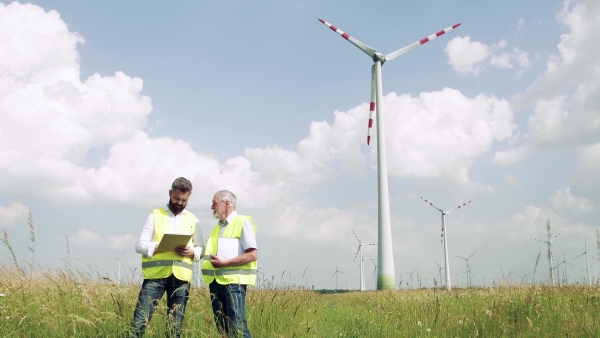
[141,208,196,282]
[202,215,257,285]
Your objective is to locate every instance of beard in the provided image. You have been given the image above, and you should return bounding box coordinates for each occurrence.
[212,209,220,220]
[168,199,186,215]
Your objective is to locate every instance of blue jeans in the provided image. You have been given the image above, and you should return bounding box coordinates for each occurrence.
[209,282,251,338]
[130,275,190,337]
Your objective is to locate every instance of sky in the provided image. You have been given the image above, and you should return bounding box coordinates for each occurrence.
[1,0,599,290]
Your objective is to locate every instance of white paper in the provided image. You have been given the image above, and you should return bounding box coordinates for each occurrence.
[217,238,243,260]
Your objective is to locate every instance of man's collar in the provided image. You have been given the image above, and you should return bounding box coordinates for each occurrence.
[220,210,238,225]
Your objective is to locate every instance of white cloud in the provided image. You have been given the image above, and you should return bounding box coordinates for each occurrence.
[380,88,514,183]
[71,228,102,245]
[549,187,593,213]
[444,36,530,76]
[518,0,600,150]
[445,36,490,75]
[0,2,152,202]
[0,201,29,226]
[508,186,595,240]
[517,18,527,32]
[445,37,530,76]
[107,234,136,250]
[493,145,532,165]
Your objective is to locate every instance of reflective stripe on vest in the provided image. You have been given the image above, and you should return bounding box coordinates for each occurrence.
[143,260,193,270]
[201,215,257,285]
[202,268,258,276]
[141,208,196,282]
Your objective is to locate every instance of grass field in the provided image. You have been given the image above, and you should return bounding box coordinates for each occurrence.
[1,263,599,337]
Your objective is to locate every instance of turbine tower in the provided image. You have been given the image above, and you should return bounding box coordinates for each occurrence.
[531,218,563,286]
[420,197,472,291]
[352,230,376,291]
[319,19,461,289]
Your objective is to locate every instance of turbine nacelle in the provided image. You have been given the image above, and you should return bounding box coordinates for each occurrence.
[372,52,386,64]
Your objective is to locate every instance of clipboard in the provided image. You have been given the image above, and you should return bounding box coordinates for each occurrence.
[217,238,244,260]
[155,233,192,253]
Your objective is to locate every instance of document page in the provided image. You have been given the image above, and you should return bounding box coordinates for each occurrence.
[217,238,243,260]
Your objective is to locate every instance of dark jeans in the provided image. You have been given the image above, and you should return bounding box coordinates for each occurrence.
[209,282,251,338]
[130,275,190,337]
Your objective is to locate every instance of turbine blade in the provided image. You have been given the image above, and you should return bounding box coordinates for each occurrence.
[385,23,461,61]
[551,230,564,242]
[354,246,361,261]
[446,200,472,214]
[420,196,444,213]
[367,64,376,145]
[352,230,361,244]
[318,19,377,58]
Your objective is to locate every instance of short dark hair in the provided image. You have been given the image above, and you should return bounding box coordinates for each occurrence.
[171,177,193,192]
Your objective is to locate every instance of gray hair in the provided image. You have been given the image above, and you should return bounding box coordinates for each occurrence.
[171,177,193,192]
[216,190,237,210]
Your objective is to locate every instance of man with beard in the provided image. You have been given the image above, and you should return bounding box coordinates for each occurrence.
[202,190,257,338]
[129,177,204,338]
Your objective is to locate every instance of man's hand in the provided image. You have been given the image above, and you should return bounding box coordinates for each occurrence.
[209,254,228,268]
[174,245,193,259]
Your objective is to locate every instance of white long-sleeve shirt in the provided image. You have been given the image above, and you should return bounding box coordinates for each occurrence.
[135,204,205,260]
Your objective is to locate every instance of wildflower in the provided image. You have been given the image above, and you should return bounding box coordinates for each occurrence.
[427,328,431,332]
[0,294,5,297]
[485,309,493,317]
[417,321,423,326]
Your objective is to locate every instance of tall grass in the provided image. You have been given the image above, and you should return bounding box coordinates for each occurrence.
[1,262,599,337]
[1,219,599,337]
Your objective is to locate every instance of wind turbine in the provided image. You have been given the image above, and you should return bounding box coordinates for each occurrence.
[420,197,472,291]
[318,19,461,289]
[114,249,126,285]
[574,239,598,286]
[333,263,345,290]
[435,261,445,287]
[406,270,417,289]
[457,252,476,287]
[353,230,376,291]
[531,218,563,286]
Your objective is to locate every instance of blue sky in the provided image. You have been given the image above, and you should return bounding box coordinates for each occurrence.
[1,0,599,290]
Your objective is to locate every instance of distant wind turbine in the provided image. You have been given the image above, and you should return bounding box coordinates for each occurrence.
[574,239,598,286]
[457,252,476,287]
[333,263,345,290]
[531,219,563,286]
[435,262,445,287]
[420,197,472,291]
[318,18,460,289]
[114,248,126,285]
[352,230,376,291]
[406,270,417,289]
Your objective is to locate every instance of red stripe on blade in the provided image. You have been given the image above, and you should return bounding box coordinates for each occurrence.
[368,119,373,128]
[341,33,350,40]
[367,136,371,145]
[318,19,325,23]
[436,30,445,36]
[330,25,338,31]
[369,102,375,110]
[420,37,429,44]
[452,23,461,29]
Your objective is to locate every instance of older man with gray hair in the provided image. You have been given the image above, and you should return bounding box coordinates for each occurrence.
[202,190,258,338]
